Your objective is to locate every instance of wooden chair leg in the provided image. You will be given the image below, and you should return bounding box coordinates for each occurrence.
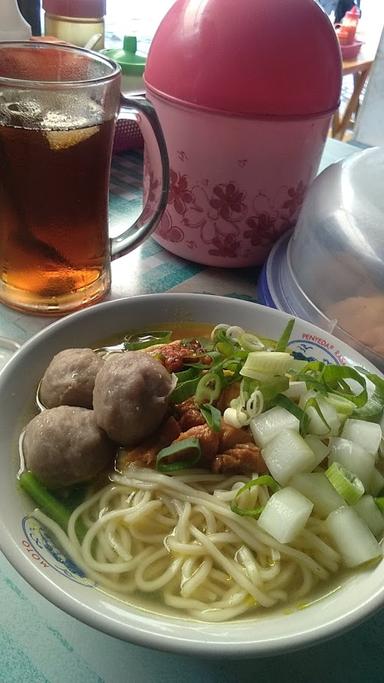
[335,68,371,140]
[331,109,341,137]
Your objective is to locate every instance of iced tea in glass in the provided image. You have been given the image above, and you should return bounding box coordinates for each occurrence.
[0,42,168,314]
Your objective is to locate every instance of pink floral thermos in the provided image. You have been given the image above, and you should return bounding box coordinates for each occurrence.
[144,0,342,267]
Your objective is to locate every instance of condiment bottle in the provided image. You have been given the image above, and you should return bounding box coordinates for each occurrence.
[101,37,146,95]
[337,4,360,45]
[42,0,106,50]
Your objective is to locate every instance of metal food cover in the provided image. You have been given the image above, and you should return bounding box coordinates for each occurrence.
[260,147,384,369]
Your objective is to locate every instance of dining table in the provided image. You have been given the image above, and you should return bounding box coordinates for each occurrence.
[1,136,383,683]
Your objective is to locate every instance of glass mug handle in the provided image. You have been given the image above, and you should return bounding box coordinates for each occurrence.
[110,96,169,259]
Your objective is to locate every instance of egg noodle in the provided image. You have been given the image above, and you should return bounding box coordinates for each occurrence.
[33,467,341,621]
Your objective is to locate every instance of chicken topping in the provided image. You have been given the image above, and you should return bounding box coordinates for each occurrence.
[173,398,206,430]
[117,416,181,470]
[175,424,221,464]
[212,443,267,475]
[148,339,212,373]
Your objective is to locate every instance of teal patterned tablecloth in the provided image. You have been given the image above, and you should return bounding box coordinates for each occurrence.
[2,138,383,683]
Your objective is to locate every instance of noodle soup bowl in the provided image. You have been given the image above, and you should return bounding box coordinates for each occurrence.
[0,293,383,657]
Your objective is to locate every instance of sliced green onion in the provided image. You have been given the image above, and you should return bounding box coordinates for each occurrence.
[352,395,384,423]
[273,393,309,434]
[301,360,325,375]
[351,368,384,422]
[19,471,86,541]
[211,326,238,357]
[225,326,244,343]
[230,475,280,517]
[199,403,222,432]
[240,351,292,379]
[303,397,331,433]
[294,363,369,411]
[322,366,368,408]
[356,368,384,395]
[326,393,355,416]
[211,324,229,341]
[325,462,364,504]
[275,318,295,352]
[374,497,384,513]
[195,372,222,404]
[123,330,172,350]
[246,389,264,418]
[294,361,328,393]
[174,366,200,383]
[170,376,201,404]
[156,437,201,472]
[258,376,290,405]
[216,340,236,356]
[223,406,249,428]
[238,332,265,352]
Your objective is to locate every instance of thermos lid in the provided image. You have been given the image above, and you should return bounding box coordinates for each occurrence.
[42,0,106,19]
[101,37,146,76]
[145,0,342,118]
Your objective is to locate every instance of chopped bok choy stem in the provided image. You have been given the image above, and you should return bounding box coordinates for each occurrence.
[326,506,382,567]
[290,472,344,518]
[341,418,382,457]
[299,392,341,436]
[261,428,316,486]
[258,487,313,544]
[353,496,384,537]
[282,380,307,401]
[303,435,330,468]
[250,406,300,448]
[370,468,384,496]
[328,438,375,489]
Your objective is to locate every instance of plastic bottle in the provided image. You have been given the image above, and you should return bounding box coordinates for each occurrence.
[0,0,32,40]
[101,37,146,95]
[338,4,360,45]
[42,0,106,50]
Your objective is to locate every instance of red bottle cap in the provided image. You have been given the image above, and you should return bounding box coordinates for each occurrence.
[346,5,361,17]
[43,0,106,19]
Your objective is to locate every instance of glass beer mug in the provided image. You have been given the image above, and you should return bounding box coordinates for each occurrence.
[0,42,168,314]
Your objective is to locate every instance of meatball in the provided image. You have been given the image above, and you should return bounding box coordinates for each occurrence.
[93,351,174,446]
[23,406,115,488]
[39,348,104,409]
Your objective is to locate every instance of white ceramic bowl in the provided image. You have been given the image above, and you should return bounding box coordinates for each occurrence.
[0,293,383,657]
